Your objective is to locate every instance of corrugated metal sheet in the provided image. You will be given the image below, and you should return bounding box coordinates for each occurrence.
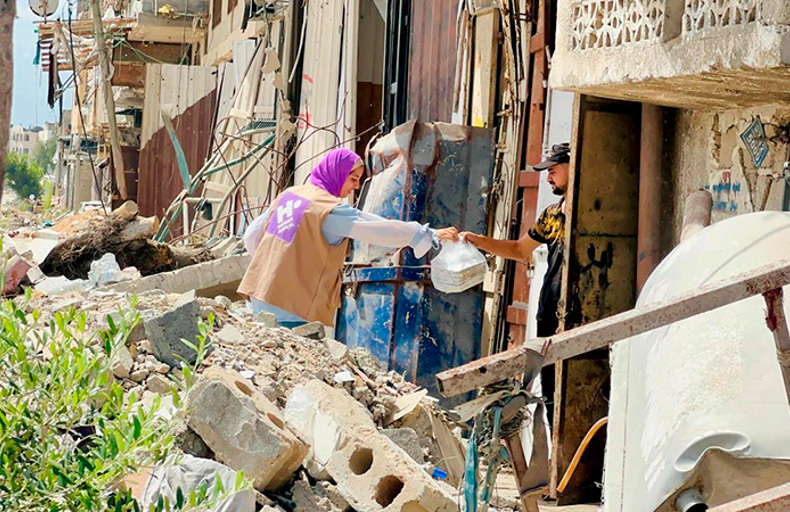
[293,0,347,185]
[138,64,218,237]
[407,0,461,123]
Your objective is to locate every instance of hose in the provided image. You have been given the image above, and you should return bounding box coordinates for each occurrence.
[557,417,608,493]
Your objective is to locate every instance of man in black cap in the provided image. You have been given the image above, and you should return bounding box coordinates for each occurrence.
[462,142,571,416]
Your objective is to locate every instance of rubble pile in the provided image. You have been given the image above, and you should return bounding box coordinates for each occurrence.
[22,279,522,511]
[38,201,213,280]
[3,201,218,298]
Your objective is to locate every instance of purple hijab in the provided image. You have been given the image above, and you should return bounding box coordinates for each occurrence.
[309,148,362,197]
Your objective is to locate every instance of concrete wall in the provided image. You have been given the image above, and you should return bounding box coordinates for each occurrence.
[551,0,790,109]
[664,104,790,250]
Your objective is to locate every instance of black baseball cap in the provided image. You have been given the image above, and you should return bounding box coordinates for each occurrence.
[534,142,571,170]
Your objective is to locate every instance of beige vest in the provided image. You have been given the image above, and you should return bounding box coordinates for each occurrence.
[237,184,349,326]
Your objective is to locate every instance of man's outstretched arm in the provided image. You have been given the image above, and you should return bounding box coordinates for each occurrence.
[460,231,540,263]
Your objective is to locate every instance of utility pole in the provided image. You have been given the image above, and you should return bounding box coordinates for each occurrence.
[89,0,128,200]
[0,0,14,206]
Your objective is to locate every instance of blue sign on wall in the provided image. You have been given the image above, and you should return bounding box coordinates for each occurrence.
[740,116,770,168]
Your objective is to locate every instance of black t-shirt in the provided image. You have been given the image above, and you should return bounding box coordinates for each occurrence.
[527,199,565,337]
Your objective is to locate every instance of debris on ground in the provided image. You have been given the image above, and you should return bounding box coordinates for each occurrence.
[17,269,523,511]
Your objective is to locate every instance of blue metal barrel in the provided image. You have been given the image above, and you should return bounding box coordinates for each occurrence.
[335,121,494,399]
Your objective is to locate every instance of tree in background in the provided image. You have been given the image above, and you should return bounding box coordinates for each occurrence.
[6,152,45,199]
[32,138,57,173]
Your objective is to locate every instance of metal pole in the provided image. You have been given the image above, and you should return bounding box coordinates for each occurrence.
[637,103,663,293]
[762,288,790,405]
[89,0,128,200]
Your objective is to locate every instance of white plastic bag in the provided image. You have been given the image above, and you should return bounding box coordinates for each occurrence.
[431,239,487,293]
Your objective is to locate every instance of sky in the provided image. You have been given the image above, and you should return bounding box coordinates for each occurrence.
[12,0,71,128]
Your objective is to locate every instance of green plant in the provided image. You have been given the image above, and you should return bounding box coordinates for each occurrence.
[31,138,57,174]
[42,180,54,211]
[0,283,243,511]
[6,152,45,199]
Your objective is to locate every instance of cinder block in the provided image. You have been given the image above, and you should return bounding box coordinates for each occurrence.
[285,380,455,512]
[188,367,307,490]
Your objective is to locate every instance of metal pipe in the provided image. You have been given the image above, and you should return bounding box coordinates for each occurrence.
[680,190,713,243]
[436,257,790,397]
[208,143,275,238]
[637,103,663,294]
[676,488,708,512]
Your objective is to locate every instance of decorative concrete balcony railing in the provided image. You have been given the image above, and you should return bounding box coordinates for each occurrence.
[551,0,790,108]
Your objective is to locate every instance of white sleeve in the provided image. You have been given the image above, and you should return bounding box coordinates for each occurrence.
[242,208,270,254]
[347,210,439,258]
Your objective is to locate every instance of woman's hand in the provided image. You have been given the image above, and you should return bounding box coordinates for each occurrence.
[436,227,460,242]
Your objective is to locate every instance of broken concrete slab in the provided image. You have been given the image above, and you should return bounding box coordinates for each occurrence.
[188,367,307,491]
[146,374,172,394]
[291,479,351,512]
[284,380,377,473]
[215,324,245,345]
[144,299,206,367]
[325,415,456,512]
[107,254,251,300]
[256,311,278,327]
[381,428,425,464]
[173,422,213,459]
[285,380,455,511]
[130,368,150,382]
[291,322,326,340]
[323,338,349,363]
[111,344,134,379]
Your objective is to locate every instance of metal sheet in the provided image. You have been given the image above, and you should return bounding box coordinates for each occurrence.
[407,0,461,123]
[138,64,217,233]
[337,121,495,401]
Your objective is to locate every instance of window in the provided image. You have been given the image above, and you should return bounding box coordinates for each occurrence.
[24,134,29,141]
[212,0,222,28]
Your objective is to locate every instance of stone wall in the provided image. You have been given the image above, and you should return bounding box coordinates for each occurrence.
[663,103,790,251]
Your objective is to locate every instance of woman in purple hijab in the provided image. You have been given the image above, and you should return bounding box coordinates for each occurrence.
[239,148,458,328]
[309,148,363,198]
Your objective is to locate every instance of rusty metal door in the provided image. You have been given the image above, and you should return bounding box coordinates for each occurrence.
[552,94,642,504]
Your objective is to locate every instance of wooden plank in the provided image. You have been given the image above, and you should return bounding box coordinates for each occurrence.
[507,304,529,326]
[111,62,146,88]
[113,42,187,64]
[436,257,790,396]
[709,482,790,512]
[128,13,206,44]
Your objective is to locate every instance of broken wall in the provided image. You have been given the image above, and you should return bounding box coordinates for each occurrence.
[664,104,790,251]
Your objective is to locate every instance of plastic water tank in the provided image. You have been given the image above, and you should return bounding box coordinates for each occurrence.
[604,212,790,511]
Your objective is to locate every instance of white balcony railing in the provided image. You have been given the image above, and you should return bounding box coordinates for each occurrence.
[683,0,757,36]
[570,0,759,51]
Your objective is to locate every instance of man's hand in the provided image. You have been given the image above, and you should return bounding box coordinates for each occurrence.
[460,232,483,247]
[436,227,460,242]
[459,231,539,262]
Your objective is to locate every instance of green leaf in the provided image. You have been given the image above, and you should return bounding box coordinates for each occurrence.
[133,416,142,440]
[176,487,184,509]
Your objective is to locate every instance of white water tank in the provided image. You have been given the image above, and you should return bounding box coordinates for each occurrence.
[603,211,790,511]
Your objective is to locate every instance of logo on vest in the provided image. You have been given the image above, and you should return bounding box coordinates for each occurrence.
[266,191,311,244]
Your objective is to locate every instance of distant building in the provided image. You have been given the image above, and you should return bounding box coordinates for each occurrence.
[8,124,54,156]
[9,125,39,156]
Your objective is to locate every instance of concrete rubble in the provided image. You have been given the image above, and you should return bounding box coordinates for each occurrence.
[14,262,523,512]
